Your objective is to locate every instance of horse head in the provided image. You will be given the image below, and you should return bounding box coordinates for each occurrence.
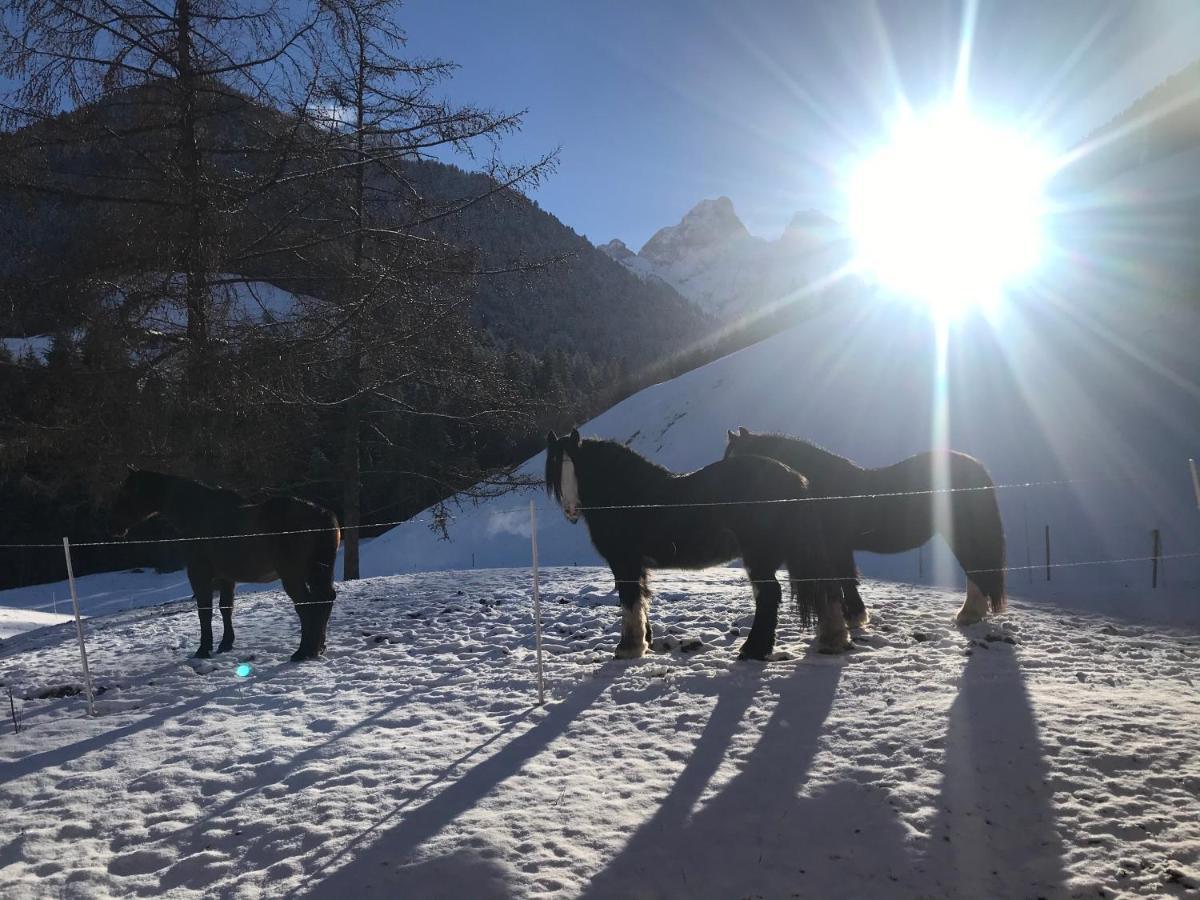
[110,467,164,537]
[545,429,582,523]
[723,425,755,459]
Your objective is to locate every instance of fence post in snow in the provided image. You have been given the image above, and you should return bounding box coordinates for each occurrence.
[530,501,545,706]
[1152,528,1161,589]
[62,537,96,717]
[1045,525,1051,582]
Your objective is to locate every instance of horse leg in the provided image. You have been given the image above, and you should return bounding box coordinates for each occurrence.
[306,554,337,655]
[281,575,318,662]
[216,579,236,653]
[188,566,215,659]
[955,579,991,627]
[839,547,869,629]
[613,563,650,659]
[738,562,781,661]
[817,585,852,654]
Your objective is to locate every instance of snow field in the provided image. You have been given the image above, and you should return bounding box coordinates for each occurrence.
[1,568,1198,899]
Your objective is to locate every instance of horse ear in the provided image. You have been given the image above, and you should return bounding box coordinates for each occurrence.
[726,429,737,442]
[568,429,581,447]
[738,426,750,437]
[546,430,558,448]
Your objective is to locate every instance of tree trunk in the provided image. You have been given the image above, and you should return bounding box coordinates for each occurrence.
[340,394,362,580]
[175,0,212,452]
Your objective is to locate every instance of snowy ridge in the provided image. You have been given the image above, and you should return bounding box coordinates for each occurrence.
[600,196,853,317]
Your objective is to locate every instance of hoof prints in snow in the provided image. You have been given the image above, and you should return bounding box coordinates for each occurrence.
[0,568,1197,900]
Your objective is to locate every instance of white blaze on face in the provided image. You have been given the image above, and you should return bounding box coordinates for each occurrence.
[559,456,581,523]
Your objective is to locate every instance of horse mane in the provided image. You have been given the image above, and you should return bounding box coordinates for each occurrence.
[738,431,864,471]
[571,438,674,504]
[134,470,247,508]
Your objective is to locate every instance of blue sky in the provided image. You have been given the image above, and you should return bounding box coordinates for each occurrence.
[398,0,1200,248]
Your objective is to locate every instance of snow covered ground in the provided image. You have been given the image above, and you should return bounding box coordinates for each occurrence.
[1,568,1198,899]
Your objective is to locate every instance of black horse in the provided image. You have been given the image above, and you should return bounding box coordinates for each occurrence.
[111,468,341,661]
[724,428,1006,626]
[545,430,846,658]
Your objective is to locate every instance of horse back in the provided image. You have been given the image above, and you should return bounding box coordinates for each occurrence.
[187,496,339,584]
[590,454,812,570]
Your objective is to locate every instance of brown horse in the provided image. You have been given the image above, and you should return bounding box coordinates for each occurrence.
[111,468,341,661]
[724,428,1006,627]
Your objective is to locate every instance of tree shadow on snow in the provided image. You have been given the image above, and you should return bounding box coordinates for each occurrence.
[300,673,611,899]
[921,641,1069,898]
[580,658,914,900]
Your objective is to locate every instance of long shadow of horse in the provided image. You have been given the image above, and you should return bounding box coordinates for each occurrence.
[921,641,1069,898]
[580,659,915,899]
[302,673,612,899]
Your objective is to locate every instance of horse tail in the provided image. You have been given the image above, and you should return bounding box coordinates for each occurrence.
[308,509,340,603]
[976,481,1007,614]
[783,502,828,631]
[956,456,1007,614]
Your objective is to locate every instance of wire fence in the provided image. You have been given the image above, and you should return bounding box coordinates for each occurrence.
[0,474,1116,549]
[2,465,1197,718]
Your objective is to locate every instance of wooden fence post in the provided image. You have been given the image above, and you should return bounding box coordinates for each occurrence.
[530,501,545,706]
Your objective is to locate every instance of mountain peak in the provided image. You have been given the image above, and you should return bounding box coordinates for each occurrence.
[640,196,749,266]
[599,238,636,262]
[782,209,840,241]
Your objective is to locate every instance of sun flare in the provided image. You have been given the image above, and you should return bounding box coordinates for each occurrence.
[848,110,1054,318]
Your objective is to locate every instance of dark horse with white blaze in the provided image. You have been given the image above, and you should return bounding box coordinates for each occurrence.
[545,430,847,658]
[111,469,341,661]
[724,428,1006,626]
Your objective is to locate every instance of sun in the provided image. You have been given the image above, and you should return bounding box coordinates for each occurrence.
[848,109,1053,318]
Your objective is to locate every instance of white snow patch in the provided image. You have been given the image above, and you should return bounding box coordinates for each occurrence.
[0,570,1196,899]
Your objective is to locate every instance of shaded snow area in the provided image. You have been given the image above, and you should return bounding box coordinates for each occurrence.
[2,569,1198,899]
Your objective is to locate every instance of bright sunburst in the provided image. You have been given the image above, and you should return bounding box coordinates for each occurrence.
[848,109,1054,319]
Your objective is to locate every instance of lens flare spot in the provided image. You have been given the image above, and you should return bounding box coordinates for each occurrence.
[235,663,253,678]
[848,108,1054,319]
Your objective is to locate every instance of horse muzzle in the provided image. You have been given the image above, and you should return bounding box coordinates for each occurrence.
[563,505,581,524]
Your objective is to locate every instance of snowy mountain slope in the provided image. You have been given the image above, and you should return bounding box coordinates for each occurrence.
[359,291,1200,626]
[600,196,852,318]
[1,570,1198,899]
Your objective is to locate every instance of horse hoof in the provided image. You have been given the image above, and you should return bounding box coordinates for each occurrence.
[193,648,212,659]
[613,643,648,660]
[290,650,317,663]
[846,611,871,629]
[955,611,985,627]
[215,644,234,654]
[737,650,771,662]
[737,643,772,661]
[817,632,852,654]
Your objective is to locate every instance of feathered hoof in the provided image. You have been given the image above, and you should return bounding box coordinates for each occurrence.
[289,648,322,663]
[613,643,648,660]
[954,610,986,627]
[215,642,234,654]
[736,642,774,661]
[846,610,871,629]
[193,647,212,660]
[817,632,852,654]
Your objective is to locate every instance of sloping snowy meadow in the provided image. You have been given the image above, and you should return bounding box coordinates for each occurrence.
[2,568,1199,899]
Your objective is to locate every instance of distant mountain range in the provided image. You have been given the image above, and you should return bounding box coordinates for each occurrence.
[600,196,853,318]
